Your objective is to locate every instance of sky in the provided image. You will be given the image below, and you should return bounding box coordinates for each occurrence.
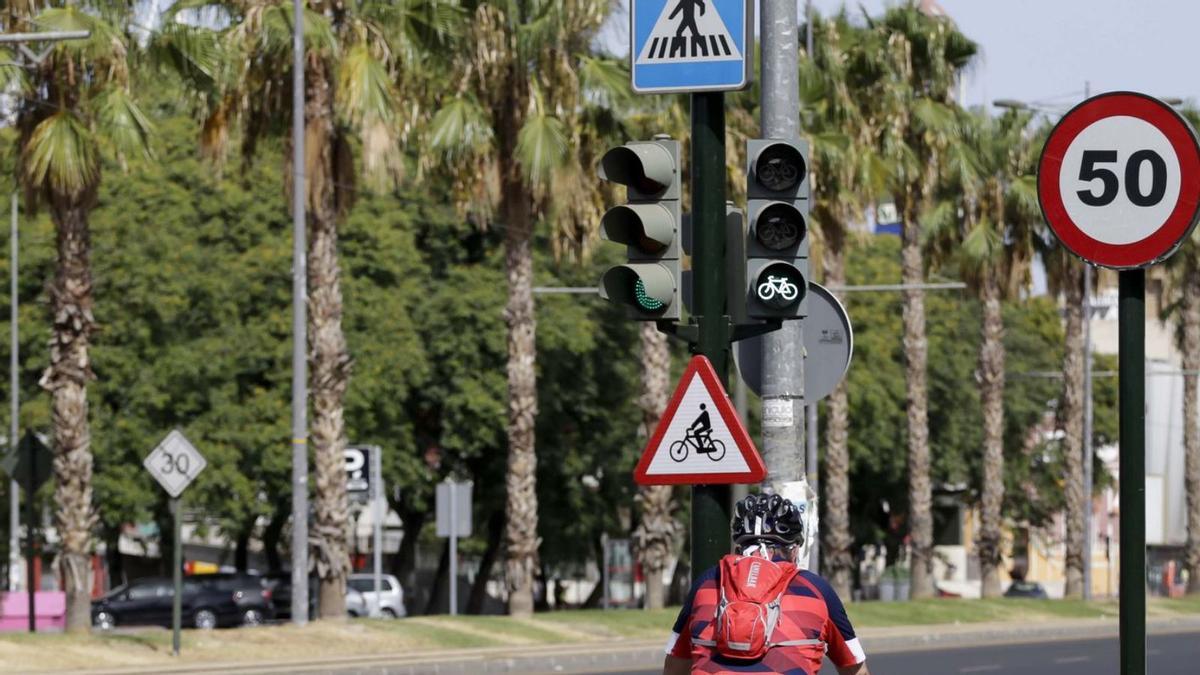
[601,0,1200,114]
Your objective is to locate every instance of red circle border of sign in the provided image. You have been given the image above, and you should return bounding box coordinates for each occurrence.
[1038,91,1200,269]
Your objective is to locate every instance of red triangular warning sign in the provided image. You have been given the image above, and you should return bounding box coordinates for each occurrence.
[634,355,765,485]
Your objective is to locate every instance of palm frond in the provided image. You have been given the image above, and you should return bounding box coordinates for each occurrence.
[336,44,395,126]
[516,113,568,192]
[428,97,494,159]
[94,88,154,160]
[578,55,632,108]
[23,112,99,199]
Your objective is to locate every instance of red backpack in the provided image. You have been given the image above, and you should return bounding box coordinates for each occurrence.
[702,553,798,660]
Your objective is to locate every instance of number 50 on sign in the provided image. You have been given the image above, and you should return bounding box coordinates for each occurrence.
[1038,92,1200,269]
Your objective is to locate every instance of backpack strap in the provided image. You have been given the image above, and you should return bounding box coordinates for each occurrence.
[771,638,826,647]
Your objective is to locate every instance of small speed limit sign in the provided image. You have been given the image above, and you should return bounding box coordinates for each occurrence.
[1039,92,1200,269]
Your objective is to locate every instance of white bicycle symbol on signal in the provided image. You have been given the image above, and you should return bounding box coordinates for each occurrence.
[757,275,800,302]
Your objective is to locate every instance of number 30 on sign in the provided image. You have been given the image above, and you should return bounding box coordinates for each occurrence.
[1038,92,1200,269]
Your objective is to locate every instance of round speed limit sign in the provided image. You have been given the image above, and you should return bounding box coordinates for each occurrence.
[1039,92,1200,269]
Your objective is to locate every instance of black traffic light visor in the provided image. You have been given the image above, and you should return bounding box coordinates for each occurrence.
[599,144,675,195]
[754,142,807,192]
[601,264,674,314]
[601,204,675,254]
[753,202,806,252]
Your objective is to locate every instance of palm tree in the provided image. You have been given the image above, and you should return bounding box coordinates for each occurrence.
[631,324,679,610]
[800,9,884,600]
[426,0,619,616]
[926,109,1039,597]
[863,2,976,598]
[1162,107,1200,594]
[5,3,152,632]
[1175,241,1200,595]
[160,0,454,618]
[1039,157,1088,599]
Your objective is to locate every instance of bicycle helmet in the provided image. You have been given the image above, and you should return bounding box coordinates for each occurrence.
[731,493,804,547]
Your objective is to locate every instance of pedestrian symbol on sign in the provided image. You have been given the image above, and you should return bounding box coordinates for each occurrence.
[637,0,742,64]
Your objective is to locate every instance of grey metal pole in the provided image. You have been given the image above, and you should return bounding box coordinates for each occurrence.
[1082,265,1094,600]
[759,0,806,494]
[289,0,309,626]
[448,480,457,615]
[372,447,382,617]
[0,31,91,44]
[601,532,609,610]
[172,497,181,656]
[806,403,819,570]
[731,377,750,505]
[9,192,18,593]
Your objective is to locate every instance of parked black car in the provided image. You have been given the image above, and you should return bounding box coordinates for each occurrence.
[92,573,274,630]
[1004,580,1049,598]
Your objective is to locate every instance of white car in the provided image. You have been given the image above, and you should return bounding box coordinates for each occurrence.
[345,586,367,617]
[347,574,406,618]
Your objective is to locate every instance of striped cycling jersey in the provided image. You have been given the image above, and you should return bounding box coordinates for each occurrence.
[667,565,866,674]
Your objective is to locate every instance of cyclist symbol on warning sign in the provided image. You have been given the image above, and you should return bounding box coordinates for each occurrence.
[671,403,727,462]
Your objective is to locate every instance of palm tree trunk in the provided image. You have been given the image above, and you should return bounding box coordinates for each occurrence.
[306,59,352,620]
[822,238,854,600]
[900,191,934,599]
[977,272,1006,598]
[633,323,677,610]
[1182,264,1200,594]
[500,147,540,618]
[41,194,98,633]
[1061,264,1087,599]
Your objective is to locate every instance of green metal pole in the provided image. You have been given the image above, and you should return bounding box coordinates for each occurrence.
[1118,269,1145,675]
[690,92,731,576]
[172,497,182,656]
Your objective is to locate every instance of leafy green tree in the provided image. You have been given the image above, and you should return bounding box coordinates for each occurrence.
[6,2,152,631]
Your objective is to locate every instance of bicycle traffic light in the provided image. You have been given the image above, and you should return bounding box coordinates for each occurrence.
[598,139,682,320]
[745,139,809,319]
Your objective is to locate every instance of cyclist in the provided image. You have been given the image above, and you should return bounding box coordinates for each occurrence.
[663,493,869,675]
[687,404,713,447]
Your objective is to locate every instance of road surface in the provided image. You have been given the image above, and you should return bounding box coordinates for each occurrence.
[600,631,1200,675]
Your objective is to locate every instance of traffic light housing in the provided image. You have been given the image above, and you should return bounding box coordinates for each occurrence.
[746,139,809,319]
[598,139,682,320]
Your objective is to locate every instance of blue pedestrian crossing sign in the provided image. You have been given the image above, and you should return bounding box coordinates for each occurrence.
[631,0,753,94]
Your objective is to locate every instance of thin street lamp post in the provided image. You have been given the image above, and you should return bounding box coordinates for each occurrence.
[290,0,310,626]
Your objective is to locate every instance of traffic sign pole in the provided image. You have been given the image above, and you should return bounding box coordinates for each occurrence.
[171,497,182,657]
[690,91,730,574]
[1119,269,1146,675]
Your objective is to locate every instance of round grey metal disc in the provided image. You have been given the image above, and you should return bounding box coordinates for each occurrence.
[734,282,853,403]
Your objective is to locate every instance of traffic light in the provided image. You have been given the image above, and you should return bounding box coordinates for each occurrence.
[745,139,809,319]
[598,139,682,320]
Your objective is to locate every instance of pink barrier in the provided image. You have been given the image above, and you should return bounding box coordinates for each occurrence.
[0,591,67,631]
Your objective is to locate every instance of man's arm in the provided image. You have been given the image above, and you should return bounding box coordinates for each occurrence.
[663,654,691,675]
[837,662,870,675]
